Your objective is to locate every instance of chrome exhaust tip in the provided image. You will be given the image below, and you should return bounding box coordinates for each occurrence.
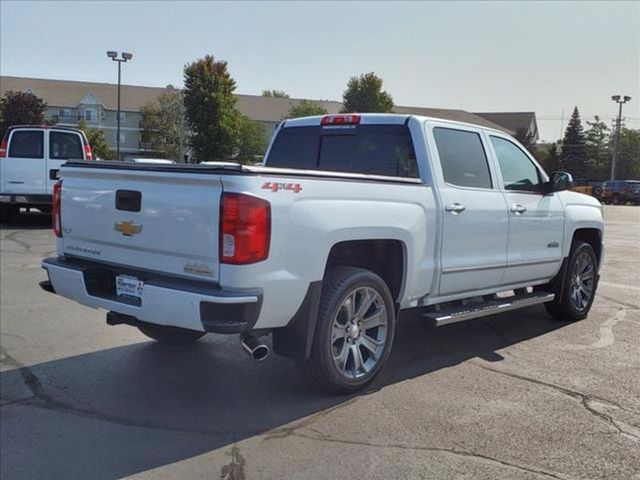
[240,334,270,362]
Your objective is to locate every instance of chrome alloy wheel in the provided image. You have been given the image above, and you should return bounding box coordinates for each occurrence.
[569,251,596,312]
[331,286,389,379]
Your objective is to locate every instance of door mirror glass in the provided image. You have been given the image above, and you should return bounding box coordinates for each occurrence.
[547,171,573,193]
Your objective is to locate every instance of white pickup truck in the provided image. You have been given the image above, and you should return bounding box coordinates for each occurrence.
[41,114,604,393]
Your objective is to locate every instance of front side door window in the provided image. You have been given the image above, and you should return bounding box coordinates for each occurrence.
[490,136,541,192]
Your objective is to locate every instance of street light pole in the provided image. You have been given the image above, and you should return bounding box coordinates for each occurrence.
[106,51,133,160]
[610,95,631,181]
[116,59,122,160]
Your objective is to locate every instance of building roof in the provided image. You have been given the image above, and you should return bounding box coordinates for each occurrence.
[1,75,509,133]
[473,111,538,138]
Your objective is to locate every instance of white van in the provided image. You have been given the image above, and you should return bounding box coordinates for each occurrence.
[0,125,92,221]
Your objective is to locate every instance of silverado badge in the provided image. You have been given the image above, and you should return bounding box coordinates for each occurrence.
[115,220,143,236]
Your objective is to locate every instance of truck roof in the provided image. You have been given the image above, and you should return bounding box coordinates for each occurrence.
[283,113,506,135]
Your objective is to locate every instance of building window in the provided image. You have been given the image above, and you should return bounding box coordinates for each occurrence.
[59,108,73,119]
[119,132,126,143]
[84,108,97,122]
[118,112,126,122]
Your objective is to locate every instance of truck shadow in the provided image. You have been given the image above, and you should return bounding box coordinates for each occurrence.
[0,209,51,231]
[0,307,566,479]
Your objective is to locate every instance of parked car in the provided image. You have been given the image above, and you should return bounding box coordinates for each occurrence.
[0,125,92,222]
[571,179,606,200]
[40,114,604,393]
[600,180,640,205]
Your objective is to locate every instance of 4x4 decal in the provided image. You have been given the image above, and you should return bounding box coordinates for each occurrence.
[261,182,302,193]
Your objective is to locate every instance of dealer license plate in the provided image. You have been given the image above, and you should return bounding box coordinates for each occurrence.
[116,274,144,299]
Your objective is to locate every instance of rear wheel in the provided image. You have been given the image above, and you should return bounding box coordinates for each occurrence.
[138,323,206,345]
[545,241,598,321]
[299,267,396,394]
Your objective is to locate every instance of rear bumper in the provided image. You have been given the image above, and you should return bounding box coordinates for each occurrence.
[41,257,262,333]
[0,194,52,205]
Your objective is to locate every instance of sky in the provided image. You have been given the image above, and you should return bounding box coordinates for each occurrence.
[1,1,639,141]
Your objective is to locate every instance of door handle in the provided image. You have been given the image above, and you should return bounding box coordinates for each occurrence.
[511,204,527,214]
[49,169,60,180]
[445,203,466,214]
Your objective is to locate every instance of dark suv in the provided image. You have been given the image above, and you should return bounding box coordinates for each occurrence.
[601,180,640,205]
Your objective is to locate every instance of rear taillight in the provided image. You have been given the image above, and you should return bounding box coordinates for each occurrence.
[220,193,270,265]
[0,137,7,158]
[84,143,93,160]
[52,181,62,238]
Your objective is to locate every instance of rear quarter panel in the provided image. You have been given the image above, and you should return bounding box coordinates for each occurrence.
[220,174,436,329]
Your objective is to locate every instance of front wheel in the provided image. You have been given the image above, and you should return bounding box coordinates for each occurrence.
[138,323,206,345]
[545,241,598,321]
[299,267,396,394]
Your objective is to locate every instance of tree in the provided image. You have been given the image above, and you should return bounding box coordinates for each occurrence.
[261,89,289,98]
[139,90,187,161]
[560,107,589,178]
[341,72,394,113]
[183,54,239,162]
[514,127,538,157]
[236,115,268,164]
[546,143,562,173]
[287,100,328,118]
[585,116,610,180]
[615,128,640,180]
[0,91,47,138]
[76,120,115,160]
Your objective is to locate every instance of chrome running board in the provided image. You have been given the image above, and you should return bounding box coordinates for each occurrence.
[422,292,555,327]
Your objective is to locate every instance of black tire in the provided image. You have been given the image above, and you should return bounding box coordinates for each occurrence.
[593,186,603,198]
[545,241,598,321]
[299,267,396,394]
[138,323,206,345]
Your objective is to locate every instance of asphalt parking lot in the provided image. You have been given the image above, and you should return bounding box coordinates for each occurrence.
[1,206,639,480]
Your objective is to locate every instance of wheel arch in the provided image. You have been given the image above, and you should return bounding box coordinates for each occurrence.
[273,238,407,363]
[324,238,407,305]
[571,227,603,268]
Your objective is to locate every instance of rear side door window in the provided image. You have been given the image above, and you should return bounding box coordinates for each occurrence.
[50,131,84,160]
[8,130,44,159]
[433,127,492,189]
[490,136,541,192]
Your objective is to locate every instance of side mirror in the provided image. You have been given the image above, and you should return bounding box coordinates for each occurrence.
[543,171,573,194]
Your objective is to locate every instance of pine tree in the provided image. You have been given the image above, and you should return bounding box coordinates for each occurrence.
[585,116,610,180]
[546,142,561,172]
[560,107,589,178]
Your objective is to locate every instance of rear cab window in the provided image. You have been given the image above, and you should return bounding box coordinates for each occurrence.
[8,130,44,159]
[266,123,418,178]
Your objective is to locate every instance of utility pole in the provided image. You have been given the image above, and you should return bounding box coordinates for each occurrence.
[106,51,133,160]
[610,95,631,181]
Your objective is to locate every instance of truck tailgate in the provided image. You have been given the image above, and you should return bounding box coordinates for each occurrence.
[59,165,222,282]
